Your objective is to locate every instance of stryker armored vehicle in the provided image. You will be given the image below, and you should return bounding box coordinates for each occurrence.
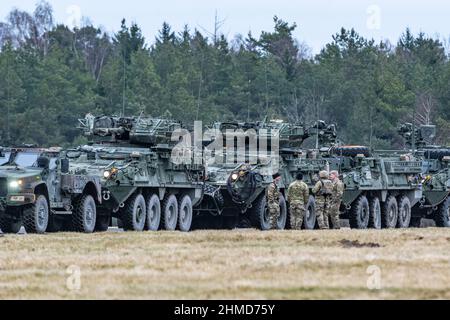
[197,120,315,230]
[219,119,425,230]
[0,147,102,234]
[398,123,450,227]
[68,114,204,232]
[309,123,424,230]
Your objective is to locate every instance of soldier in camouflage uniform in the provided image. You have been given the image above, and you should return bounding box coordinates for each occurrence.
[267,173,282,230]
[329,170,344,229]
[287,172,310,230]
[312,171,333,229]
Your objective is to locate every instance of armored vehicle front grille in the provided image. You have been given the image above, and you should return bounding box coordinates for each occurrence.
[0,178,7,197]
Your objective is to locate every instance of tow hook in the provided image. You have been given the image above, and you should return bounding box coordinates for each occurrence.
[102,191,111,201]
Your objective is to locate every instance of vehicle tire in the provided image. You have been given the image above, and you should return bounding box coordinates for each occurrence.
[0,215,21,234]
[72,194,97,233]
[121,194,146,232]
[276,194,288,230]
[303,196,317,230]
[381,196,398,229]
[161,194,178,231]
[249,194,270,231]
[349,196,370,229]
[95,215,110,232]
[397,196,412,228]
[178,195,193,232]
[47,215,64,233]
[146,194,161,232]
[410,217,422,228]
[435,197,450,228]
[368,197,382,229]
[23,195,49,234]
[331,146,370,157]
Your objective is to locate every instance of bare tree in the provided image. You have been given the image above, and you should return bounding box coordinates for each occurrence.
[33,0,54,55]
[7,9,34,47]
[415,92,435,125]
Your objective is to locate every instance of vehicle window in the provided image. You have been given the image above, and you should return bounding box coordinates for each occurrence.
[14,153,39,167]
[0,152,11,166]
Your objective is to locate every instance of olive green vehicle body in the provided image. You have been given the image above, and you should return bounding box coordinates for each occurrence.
[68,115,204,232]
[216,120,426,230]
[0,147,102,234]
[197,120,310,229]
[397,123,450,226]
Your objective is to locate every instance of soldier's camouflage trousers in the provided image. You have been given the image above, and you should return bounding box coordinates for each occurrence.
[268,202,280,229]
[289,202,305,230]
[329,199,341,229]
[315,196,330,230]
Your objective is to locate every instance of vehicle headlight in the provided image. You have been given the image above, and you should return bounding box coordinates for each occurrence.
[231,173,239,181]
[9,180,23,188]
[103,170,112,179]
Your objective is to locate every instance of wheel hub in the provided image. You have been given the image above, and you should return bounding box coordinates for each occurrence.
[38,206,46,227]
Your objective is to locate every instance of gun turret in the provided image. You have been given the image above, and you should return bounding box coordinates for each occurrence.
[78,114,182,147]
[398,123,436,149]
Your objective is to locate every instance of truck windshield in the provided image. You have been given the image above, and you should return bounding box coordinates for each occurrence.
[0,152,11,166]
[14,153,39,167]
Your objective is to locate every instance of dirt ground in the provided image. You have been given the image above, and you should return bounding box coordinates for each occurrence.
[0,227,449,300]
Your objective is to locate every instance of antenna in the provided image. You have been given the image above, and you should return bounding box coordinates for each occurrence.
[412,108,416,153]
[122,49,126,116]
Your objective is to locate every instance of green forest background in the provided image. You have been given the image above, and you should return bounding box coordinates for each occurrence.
[0,1,449,148]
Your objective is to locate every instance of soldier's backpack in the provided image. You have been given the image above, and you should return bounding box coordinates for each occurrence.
[320,180,333,196]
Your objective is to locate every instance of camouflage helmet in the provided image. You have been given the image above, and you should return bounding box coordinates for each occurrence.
[319,171,329,179]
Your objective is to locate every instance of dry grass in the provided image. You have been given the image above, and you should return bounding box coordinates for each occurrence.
[1,228,450,300]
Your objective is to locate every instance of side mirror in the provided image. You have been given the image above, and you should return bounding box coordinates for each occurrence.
[61,158,70,174]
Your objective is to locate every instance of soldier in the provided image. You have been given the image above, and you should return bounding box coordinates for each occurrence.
[267,173,282,230]
[287,172,310,230]
[329,170,344,230]
[312,171,333,229]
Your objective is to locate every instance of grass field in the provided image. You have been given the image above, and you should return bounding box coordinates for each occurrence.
[1,227,450,300]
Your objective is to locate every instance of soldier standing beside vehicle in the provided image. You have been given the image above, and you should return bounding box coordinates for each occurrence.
[287,173,310,230]
[267,173,282,230]
[312,171,333,229]
[329,170,344,230]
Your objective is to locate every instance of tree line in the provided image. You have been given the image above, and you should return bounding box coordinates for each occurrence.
[0,1,449,148]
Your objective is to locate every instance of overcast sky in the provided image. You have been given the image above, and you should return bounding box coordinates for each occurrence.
[1,0,449,53]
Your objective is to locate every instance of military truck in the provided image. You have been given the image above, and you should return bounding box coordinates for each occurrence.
[0,147,102,234]
[70,114,204,232]
[398,123,450,227]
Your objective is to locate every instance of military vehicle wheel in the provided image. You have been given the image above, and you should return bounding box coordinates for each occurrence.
[178,195,193,232]
[0,216,21,234]
[369,197,382,229]
[161,195,178,231]
[121,194,146,232]
[23,195,49,234]
[95,215,110,232]
[303,196,316,230]
[349,196,370,229]
[381,196,398,229]
[435,197,450,228]
[146,194,161,231]
[249,194,270,231]
[276,194,288,230]
[397,196,411,228]
[72,194,97,233]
